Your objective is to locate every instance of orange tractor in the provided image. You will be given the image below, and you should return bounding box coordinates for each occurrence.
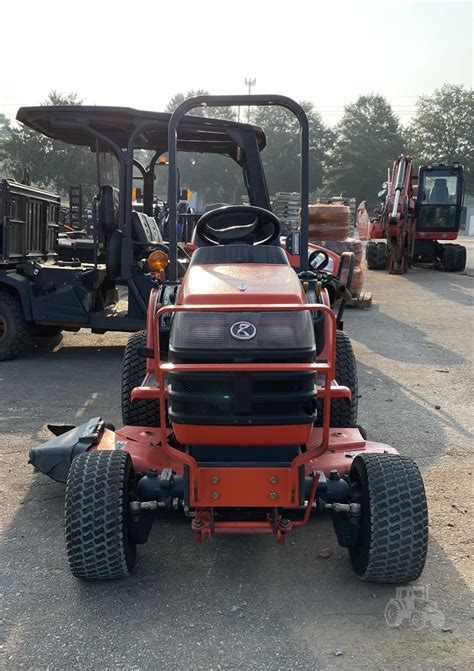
[30,96,428,583]
[357,155,466,273]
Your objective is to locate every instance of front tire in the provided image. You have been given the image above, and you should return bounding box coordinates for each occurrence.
[349,453,428,583]
[65,450,136,580]
[0,290,31,361]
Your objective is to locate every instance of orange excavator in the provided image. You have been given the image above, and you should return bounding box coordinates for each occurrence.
[357,155,466,273]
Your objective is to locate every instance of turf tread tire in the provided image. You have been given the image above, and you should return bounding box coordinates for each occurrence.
[121,330,160,426]
[349,453,428,583]
[0,290,31,361]
[316,330,358,427]
[366,241,387,270]
[65,450,136,580]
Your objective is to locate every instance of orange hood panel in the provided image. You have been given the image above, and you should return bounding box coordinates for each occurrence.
[178,264,305,305]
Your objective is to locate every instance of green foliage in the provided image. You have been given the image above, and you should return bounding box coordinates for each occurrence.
[250,101,333,195]
[323,94,406,206]
[166,90,241,202]
[166,89,237,121]
[409,84,474,192]
[0,113,10,141]
[165,93,332,202]
[1,86,471,210]
[0,91,97,200]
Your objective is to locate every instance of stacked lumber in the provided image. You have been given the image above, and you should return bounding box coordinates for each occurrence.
[308,203,350,242]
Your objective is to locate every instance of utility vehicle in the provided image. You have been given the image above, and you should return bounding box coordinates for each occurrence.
[1,106,281,359]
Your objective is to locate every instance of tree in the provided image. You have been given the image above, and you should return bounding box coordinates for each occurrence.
[324,94,406,206]
[0,113,10,141]
[166,89,237,121]
[0,91,97,200]
[164,93,333,202]
[165,90,241,202]
[409,84,474,192]
[250,101,333,195]
[0,113,12,174]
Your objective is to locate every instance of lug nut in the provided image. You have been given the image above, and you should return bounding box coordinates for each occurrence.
[269,492,278,500]
[269,475,278,484]
[211,475,220,484]
[211,491,220,500]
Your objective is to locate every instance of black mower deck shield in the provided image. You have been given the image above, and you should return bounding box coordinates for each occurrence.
[29,417,105,483]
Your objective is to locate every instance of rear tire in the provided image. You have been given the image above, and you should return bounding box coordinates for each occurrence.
[348,453,428,583]
[121,330,160,426]
[316,330,358,427]
[0,290,31,361]
[366,241,387,270]
[434,243,466,272]
[65,450,136,580]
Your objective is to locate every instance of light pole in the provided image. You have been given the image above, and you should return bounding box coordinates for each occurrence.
[244,77,256,122]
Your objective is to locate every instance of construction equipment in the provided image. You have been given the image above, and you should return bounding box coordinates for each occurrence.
[357,156,466,273]
[29,95,428,584]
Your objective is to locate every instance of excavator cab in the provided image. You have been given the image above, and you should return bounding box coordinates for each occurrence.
[416,164,464,232]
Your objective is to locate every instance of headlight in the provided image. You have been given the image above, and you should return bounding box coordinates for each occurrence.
[169,311,315,350]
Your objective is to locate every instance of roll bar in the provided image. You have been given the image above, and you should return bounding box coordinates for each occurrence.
[167,95,310,282]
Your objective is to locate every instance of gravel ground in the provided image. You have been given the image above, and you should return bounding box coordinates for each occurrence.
[1,239,473,670]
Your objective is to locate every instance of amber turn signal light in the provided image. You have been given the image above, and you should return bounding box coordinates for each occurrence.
[148,249,169,272]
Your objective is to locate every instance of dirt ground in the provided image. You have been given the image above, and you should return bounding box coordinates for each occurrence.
[1,239,473,670]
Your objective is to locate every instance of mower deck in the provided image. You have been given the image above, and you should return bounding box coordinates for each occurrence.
[99,424,398,481]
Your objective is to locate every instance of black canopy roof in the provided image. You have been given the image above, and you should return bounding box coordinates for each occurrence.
[16,106,266,163]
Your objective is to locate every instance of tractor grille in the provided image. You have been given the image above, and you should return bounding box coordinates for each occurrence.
[167,309,317,429]
[168,370,316,426]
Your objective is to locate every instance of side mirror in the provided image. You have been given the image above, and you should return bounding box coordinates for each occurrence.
[378,181,388,199]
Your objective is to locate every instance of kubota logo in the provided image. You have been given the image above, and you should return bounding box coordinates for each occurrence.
[230,321,257,341]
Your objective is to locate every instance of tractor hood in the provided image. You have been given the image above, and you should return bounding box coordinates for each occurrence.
[178,262,306,306]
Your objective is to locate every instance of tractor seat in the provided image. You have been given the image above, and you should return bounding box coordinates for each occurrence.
[188,244,290,267]
[429,179,449,204]
[132,211,163,246]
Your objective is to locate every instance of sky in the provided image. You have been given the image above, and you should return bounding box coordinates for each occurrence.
[0,0,472,127]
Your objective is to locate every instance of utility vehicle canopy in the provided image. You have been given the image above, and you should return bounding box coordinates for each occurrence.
[16,106,271,280]
[16,106,266,163]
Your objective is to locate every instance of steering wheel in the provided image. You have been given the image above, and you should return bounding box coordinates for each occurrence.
[195,206,281,246]
[308,249,330,271]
